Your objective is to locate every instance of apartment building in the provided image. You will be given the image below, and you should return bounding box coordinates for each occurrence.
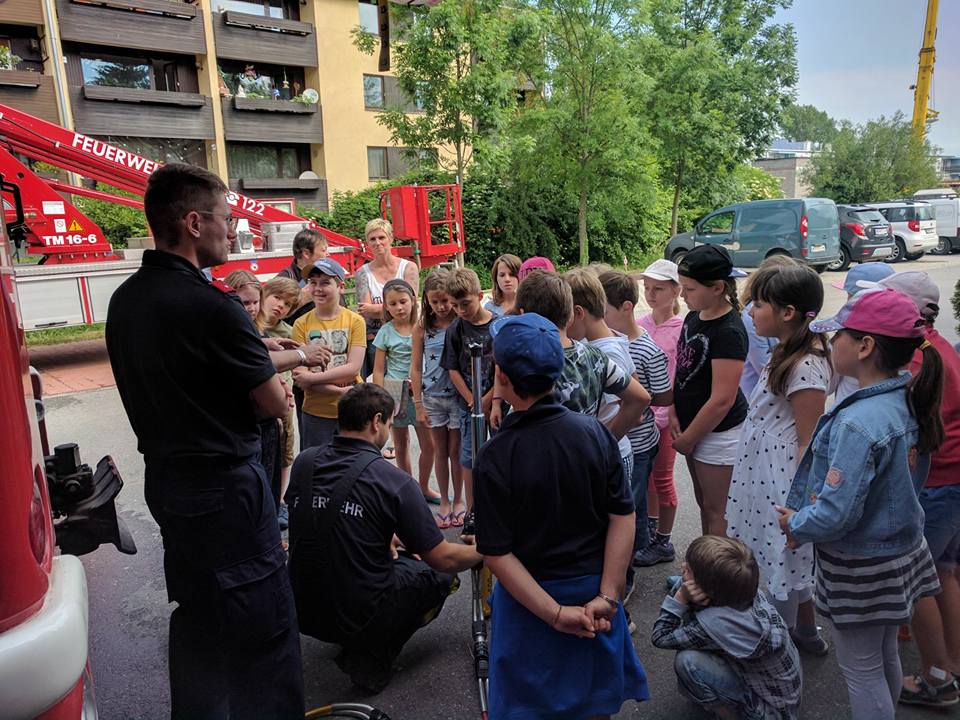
[0,0,425,211]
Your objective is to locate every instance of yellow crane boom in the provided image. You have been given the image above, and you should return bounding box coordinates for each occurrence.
[912,0,939,140]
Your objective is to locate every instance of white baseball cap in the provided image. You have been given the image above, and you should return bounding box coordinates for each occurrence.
[858,270,940,320]
[641,259,679,283]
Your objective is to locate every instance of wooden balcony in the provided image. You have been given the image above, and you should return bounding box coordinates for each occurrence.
[0,72,60,123]
[220,96,323,144]
[228,177,328,212]
[69,85,215,139]
[56,0,206,55]
[212,10,317,68]
[3,0,45,24]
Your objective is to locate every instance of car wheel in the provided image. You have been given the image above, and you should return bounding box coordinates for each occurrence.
[935,237,951,255]
[904,251,924,261]
[826,246,851,272]
[885,238,906,263]
[670,249,688,266]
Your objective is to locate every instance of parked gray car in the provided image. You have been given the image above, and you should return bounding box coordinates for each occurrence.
[664,198,841,271]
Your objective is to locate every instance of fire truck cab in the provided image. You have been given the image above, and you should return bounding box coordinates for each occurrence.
[0,175,134,719]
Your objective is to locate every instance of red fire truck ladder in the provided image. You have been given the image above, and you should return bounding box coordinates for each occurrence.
[0,103,465,328]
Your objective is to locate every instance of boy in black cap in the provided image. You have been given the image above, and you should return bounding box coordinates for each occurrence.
[672,244,749,537]
[474,313,649,719]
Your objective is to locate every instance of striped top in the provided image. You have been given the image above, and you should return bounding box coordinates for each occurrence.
[814,539,940,628]
[626,333,671,454]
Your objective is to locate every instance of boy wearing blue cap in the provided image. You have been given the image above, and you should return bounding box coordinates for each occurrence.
[475,313,649,719]
[292,258,367,450]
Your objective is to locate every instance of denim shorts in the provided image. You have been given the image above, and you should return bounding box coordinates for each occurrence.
[459,407,488,469]
[422,395,460,430]
[920,485,960,568]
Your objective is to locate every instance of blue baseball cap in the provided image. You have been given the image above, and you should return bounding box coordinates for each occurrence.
[307,257,346,282]
[831,262,894,295]
[491,313,564,384]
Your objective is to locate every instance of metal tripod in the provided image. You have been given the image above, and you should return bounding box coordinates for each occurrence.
[468,341,490,719]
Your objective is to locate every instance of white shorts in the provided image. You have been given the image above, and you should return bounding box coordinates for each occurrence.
[692,424,743,466]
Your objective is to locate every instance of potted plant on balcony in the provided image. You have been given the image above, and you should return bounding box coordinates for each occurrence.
[0,48,23,71]
[0,47,42,89]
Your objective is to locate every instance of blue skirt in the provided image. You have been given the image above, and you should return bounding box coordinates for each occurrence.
[489,574,649,720]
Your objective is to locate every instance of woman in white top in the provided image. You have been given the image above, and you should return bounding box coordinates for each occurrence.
[355,218,421,380]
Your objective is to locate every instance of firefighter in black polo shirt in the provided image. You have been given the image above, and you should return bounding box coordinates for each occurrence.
[106,164,310,720]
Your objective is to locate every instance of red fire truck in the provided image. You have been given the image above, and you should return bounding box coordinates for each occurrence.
[0,103,465,330]
[0,173,135,718]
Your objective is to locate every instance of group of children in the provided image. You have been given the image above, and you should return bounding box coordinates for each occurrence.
[224,218,960,720]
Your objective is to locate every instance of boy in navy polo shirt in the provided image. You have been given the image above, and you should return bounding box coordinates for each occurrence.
[474,313,649,719]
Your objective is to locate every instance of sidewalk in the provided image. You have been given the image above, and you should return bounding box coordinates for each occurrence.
[29,339,115,396]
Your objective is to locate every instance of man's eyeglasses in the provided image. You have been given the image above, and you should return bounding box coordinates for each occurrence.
[197,211,239,230]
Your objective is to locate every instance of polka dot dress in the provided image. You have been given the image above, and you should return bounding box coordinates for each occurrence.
[726,354,831,601]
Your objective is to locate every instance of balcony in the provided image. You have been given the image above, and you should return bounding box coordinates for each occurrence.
[56,0,206,55]
[227,177,328,212]
[0,71,60,123]
[220,96,323,144]
[3,0,44,24]
[212,11,317,68]
[69,86,215,139]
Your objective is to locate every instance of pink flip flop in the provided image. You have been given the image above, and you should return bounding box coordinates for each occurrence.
[435,511,452,529]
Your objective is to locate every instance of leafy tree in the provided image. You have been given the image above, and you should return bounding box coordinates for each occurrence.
[521,0,657,265]
[805,112,939,204]
[74,184,147,249]
[780,103,836,143]
[640,0,798,235]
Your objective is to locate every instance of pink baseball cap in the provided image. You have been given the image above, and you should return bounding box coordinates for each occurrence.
[810,288,923,339]
[518,256,556,280]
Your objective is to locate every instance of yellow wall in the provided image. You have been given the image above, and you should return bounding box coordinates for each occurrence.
[313,0,398,198]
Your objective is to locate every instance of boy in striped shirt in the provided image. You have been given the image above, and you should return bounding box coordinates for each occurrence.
[600,270,674,565]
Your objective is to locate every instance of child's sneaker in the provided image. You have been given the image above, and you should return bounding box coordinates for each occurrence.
[633,538,675,567]
[899,675,959,707]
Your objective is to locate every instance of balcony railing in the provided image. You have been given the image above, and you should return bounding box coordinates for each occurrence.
[213,10,317,68]
[0,72,60,124]
[56,0,207,55]
[70,86,215,140]
[220,97,323,144]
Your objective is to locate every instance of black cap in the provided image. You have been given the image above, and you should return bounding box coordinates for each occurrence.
[677,245,738,283]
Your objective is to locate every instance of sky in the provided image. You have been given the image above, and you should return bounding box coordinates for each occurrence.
[775,0,959,156]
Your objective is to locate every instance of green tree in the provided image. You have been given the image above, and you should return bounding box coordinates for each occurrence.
[780,103,836,143]
[523,0,657,265]
[74,184,147,249]
[640,0,797,235]
[805,112,939,203]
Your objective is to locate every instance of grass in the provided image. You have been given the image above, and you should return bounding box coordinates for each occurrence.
[26,323,105,347]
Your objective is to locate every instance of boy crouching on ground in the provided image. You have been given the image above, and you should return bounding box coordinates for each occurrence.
[651,535,802,720]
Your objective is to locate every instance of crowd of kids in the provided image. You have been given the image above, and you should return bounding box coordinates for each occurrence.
[225,215,959,720]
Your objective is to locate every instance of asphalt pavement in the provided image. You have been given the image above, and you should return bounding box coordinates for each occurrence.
[40,253,960,719]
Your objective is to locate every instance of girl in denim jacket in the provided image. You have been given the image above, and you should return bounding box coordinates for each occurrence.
[775,288,945,720]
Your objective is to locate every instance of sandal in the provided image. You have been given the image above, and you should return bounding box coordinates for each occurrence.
[382,446,396,460]
[423,492,443,505]
[451,509,466,527]
[435,511,452,529]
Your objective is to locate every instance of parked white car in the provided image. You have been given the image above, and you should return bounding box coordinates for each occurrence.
[865,200,938,262]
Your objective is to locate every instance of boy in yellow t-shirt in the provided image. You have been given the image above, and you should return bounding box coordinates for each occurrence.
[292,258,366,450]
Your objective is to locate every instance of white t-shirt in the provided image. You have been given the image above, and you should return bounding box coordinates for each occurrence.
[590,332,636,460]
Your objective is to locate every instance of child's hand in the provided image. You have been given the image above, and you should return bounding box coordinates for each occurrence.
[552,606,597,639]
[682,579,710,607]
[415,402,428,425]
[672,432,695,456]
[489,402,503,431]
[481,393,494,417]
[584,595,617,629]
[774,506,799,549]
[291,366,310,388]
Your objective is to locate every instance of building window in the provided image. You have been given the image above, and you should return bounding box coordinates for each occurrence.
[96,137,207,167]
[215,0,298,20]
[219,60,306,100]
[228,143,302,178]
[363,75,384,109]
[358,0,379,34]
[367,147,388,180]
[81,56,152,89]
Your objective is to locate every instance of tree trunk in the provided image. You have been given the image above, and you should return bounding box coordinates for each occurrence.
[578,181,589,266]
[670,156,684,237]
